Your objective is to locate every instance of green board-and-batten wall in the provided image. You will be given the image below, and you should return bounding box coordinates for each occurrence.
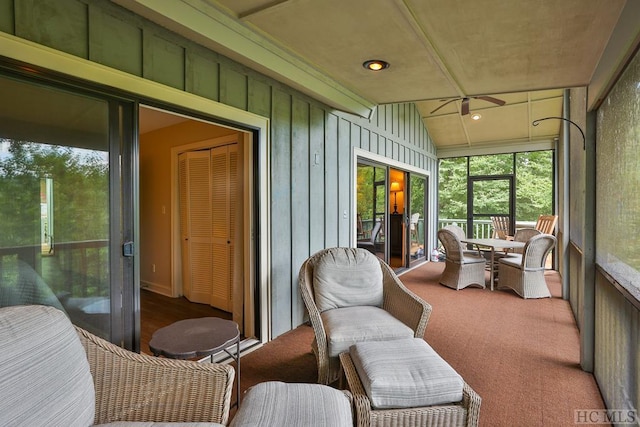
[0,0,438,338]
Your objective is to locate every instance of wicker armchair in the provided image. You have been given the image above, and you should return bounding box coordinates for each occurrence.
[438,228,487,290]
[0,305,234,426]
[340,352,481,427]
[497,234,557,298]
[299,247,432,385]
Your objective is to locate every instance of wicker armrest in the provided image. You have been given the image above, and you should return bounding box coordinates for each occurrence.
[380,262,432,337]
[76,326,234,425]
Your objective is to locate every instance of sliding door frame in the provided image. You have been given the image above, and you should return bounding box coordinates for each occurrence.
[353,148,431,270]
[0,33,271,347]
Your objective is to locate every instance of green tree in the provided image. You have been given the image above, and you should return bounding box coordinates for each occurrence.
[438,157,467,220]
[438,151,553,223]
[0,139,109,247]
[515,151,553,221]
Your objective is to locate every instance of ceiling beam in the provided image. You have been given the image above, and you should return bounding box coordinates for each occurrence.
[237,0,293,20]
[395,0,466,98]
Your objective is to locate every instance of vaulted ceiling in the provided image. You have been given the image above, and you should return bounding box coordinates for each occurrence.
[114,0,640,155]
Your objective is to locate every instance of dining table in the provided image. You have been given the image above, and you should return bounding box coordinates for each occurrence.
[460,238,525,290]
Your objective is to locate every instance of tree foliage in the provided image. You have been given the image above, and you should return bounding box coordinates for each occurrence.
[0,139,109,247]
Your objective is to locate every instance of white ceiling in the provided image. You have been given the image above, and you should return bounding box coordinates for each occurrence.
[114,0,640,155]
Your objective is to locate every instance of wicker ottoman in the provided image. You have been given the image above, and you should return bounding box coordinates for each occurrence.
[340,338,481,427]
[229,381,353,426]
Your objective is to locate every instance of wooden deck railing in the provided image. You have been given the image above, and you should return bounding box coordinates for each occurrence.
[0,240,109,297]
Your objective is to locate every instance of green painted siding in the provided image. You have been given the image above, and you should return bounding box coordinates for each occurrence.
[291,97,311,324]
[220,64,248,111]
[16,0,88,58]
[144,33,185,90]
[0,0,14,34]
[309,105,326,255]
[89,8,142,76]
[4,0,438,338]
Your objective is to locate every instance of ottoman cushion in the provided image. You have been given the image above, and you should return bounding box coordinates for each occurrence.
[229,381,352,426]
[350,338,464,409]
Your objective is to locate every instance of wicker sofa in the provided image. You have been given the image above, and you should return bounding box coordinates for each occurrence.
[0,305,234,426]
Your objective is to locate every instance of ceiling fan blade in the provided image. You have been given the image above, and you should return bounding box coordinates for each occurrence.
[461,98,470,115]
[430,98,460,114]
[474,95,506,106]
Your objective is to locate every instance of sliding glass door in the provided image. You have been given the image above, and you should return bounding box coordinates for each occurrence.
[356,159,427,270]
[356,163,388,262]
[0,72,135,347]
[408,175,426,266]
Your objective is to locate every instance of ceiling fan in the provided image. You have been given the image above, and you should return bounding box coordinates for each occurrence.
[430,96,506,116]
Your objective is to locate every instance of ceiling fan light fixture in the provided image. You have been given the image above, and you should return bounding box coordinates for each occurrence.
[363,60,389,71]
[471,113,482,121]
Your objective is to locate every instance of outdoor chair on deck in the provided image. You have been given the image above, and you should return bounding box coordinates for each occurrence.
[410,212,420,242]
[438,228,487,290]
[491,215,513,240]
[299,247,432,385]
[497,234,557,298]
[535,214,558,235]
[356,220,382,255]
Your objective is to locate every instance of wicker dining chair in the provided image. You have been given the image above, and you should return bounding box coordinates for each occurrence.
[443,224,484,257]
[299,247,432,385]
[510,227,541,254]
[438,228,487,290]
[497,234,557,298]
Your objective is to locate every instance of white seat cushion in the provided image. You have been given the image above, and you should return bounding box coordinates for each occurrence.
[462,254,486,264]
[228,381,352,427]
[498,254,523,267]
[322,306,414,357]
[350,338,464,409]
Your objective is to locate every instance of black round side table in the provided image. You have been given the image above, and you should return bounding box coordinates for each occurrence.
[149,317,241,407]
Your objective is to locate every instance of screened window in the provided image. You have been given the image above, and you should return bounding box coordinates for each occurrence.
[596,50,640,300]
[439,151,554,236]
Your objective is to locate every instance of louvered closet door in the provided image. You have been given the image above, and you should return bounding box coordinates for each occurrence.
[210,144,236,312]
[179,151,213,304]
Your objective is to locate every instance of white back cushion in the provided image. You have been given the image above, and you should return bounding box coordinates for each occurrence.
[313,248,383,312]
[0,305,95,426]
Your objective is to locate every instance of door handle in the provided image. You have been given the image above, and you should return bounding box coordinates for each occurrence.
[122,241,134,257]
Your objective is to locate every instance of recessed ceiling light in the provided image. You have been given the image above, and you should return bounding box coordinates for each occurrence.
[363,60,390,71]
[471,113,482,121]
